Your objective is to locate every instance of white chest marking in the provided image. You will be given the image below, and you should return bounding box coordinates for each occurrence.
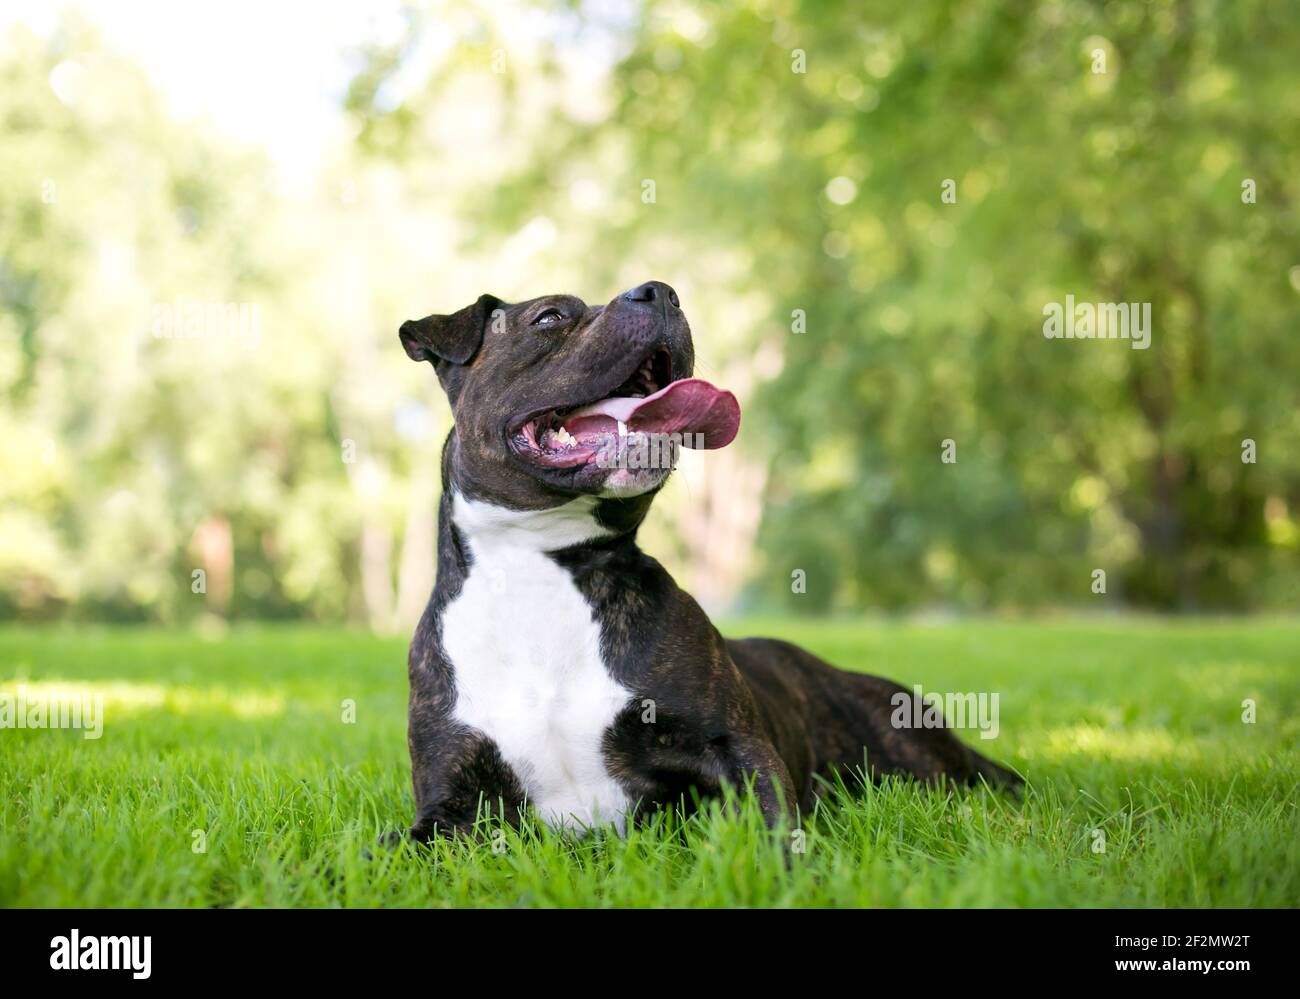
[442,493,633,832]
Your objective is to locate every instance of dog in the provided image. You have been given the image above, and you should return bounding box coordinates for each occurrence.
[398,281,1021,838]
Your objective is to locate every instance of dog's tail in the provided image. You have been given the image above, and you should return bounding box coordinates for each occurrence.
[966,746,1024,793]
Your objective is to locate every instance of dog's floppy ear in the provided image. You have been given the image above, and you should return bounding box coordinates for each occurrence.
[399,293,501,366]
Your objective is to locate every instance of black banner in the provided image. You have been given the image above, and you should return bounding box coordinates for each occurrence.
[0,907,1281,986]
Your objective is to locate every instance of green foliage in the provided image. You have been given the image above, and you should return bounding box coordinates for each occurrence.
[467,0,1300,611]
[4,3,1299,621]
[2,619,1296,906]
[0,19,447,626]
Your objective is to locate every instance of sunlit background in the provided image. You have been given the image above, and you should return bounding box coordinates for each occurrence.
[2,0,1298,631]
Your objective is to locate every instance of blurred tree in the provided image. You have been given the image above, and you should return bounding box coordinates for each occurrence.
[366,0,1300,611]
[5,0,1298,623]
[0,17,442,627]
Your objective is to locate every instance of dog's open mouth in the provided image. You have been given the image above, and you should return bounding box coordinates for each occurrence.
[511,348,741,469]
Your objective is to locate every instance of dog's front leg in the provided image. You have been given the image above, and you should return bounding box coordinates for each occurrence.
[720,737,798,830]
[407,725,528,842]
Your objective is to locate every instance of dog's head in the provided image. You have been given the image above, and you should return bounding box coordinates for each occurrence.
[400,281,739,511]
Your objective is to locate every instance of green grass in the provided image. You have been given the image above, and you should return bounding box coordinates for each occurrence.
[1,618,1297,907]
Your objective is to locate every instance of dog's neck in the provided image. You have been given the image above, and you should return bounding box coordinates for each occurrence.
[438,435,662,556]
[450,491,615,553]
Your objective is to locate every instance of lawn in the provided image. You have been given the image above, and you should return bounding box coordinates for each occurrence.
[1,618,1296,907]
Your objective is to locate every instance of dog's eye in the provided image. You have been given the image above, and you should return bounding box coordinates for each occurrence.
[532,309,565,327]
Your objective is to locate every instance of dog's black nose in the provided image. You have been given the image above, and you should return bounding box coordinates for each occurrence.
[623,281,680,309]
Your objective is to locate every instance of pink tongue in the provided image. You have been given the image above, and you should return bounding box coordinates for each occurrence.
[563,378,740,449]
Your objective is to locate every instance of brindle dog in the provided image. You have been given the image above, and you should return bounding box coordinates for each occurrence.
[399,281,1020,839]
